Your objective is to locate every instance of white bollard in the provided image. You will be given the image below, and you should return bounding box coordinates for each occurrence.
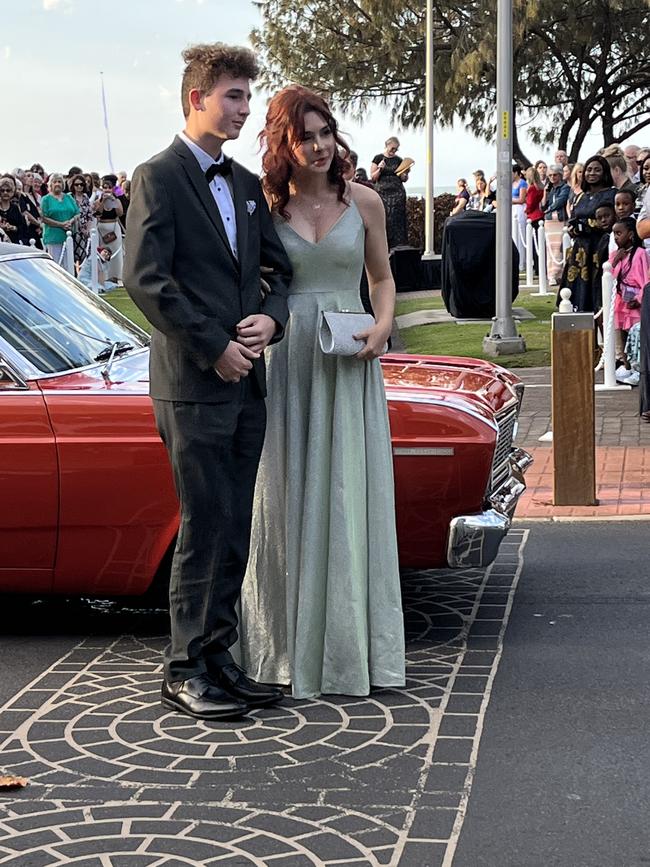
[601,261,617,389]
[537,222,548,295]
[525,219,534,288]
[512,210,519,266]
[89,228,99,293]
[558,287,573,313]
[29,238,36,248]
[64,230,75,276]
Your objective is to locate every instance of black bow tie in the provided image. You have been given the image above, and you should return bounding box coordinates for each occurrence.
[205,157,233,182]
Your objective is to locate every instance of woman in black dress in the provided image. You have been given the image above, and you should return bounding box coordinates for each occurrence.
[371,137,409,248]
[20,171,43,248]
[0,175,26,245]
[561,155,616,312]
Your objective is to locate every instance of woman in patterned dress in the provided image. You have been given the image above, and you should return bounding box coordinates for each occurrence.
[370,137,409,248]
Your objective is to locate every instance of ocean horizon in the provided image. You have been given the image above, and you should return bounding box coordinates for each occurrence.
[407,185,456,197]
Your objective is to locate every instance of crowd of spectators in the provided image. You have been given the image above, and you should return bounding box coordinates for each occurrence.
[447,143,650,394]
[0,164,130,286]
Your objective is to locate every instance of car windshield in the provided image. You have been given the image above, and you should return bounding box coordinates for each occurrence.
[0,256,148,375]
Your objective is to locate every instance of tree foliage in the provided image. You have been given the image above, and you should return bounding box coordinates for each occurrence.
[251,0,650,164]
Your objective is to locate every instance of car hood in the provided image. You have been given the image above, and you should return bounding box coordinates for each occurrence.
[35,349,519,416]
[381,354,519,416]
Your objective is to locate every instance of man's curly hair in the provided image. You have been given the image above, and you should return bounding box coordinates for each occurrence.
[180,43,259,118]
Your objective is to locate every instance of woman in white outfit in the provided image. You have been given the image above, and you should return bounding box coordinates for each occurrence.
[511,165,528,271]
[96,174,124,284]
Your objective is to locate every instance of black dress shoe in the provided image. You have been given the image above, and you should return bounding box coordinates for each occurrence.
[161,673,250,720]
[212,663,284,708]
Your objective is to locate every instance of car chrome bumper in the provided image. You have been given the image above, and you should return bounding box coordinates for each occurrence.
[447,448,533,568]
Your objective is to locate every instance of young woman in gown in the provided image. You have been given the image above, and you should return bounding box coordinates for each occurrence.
[239,85,406,700]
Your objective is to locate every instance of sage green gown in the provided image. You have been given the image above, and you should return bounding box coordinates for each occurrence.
[239,201,405,699]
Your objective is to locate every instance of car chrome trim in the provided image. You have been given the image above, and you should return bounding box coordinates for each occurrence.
[0,356,29,390]
[393,447,454,456]
[447,447,532,568]
[387,392,500,432]
[31,348,150,381]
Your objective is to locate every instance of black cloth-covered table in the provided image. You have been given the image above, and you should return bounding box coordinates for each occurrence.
[441,210,519,318]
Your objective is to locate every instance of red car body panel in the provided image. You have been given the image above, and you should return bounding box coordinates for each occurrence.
[0,384,58,592]
[35,355,177,596]
[381,355,509,567]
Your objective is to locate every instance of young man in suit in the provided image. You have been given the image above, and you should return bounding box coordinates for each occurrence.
[124,43,292,721]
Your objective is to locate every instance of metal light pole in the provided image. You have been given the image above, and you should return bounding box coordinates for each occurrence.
[483,0,526,355]
[421,0,435,261]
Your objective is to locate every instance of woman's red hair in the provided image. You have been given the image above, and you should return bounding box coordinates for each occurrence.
[259,85,350,219]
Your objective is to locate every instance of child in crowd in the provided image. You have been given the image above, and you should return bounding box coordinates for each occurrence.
[77,246,116,294]
[593,203,616,316]
[611,189,637,253]
[610,218,649,381]
[615,188,637,222]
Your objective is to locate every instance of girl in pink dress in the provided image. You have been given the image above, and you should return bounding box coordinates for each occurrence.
[610,217,649,370]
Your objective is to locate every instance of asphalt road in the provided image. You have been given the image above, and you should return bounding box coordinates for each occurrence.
[455,521,650,867]
[0,522,648,867]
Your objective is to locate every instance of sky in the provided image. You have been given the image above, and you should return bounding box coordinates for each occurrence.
[3,0,620,190]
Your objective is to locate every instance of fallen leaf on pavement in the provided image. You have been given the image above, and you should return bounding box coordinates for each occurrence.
[0,775,28,789]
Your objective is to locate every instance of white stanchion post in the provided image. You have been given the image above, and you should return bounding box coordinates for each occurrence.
[537,220,548,295]
[525,219,534,288]
[90,228,99,293]
[562,226,571,263]
[537,222,548,295]
[64,230,75,276]
[601,261,617,389]
[29,238,36,248]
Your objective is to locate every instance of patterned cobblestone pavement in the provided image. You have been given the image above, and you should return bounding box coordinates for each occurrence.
[0,531,528,866]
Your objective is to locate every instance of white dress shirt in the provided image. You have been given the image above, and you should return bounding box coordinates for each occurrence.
[178,130,238,259]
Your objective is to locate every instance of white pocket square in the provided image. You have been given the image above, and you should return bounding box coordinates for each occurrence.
[246,200,256,215]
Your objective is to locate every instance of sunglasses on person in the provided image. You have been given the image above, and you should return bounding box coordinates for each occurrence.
[73,182,86,187]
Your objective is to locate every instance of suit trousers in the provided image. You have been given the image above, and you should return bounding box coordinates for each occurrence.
[153,384,266,682]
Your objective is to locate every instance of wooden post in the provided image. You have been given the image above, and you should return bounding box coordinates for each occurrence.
[552,311,597,505]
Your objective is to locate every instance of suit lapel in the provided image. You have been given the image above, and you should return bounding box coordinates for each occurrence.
[231,163,248,277]
[172,136,238,268]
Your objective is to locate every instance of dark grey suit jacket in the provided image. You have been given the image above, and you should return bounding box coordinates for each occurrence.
[124,136,292,402]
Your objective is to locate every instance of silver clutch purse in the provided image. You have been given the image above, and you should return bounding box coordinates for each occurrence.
[318,311,387,356]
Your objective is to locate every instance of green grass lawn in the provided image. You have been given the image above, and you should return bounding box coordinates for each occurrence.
[105,288,152,334]
[396,290,557,368]
[107,287,556,369]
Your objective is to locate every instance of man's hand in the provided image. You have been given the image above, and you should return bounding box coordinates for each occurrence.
[214,340,260,383]
[236,313,277,354]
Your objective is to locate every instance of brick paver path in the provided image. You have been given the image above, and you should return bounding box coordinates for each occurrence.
[0,535,528,867]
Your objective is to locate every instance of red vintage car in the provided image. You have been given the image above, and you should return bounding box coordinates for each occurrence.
[0,245,531,597]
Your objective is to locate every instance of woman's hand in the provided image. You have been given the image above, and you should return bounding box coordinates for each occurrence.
[354,321,391,360]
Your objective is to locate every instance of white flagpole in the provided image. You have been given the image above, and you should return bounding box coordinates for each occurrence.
[100,72,115,173]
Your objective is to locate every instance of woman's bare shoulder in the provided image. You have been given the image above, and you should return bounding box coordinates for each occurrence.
[349,181,383,215]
